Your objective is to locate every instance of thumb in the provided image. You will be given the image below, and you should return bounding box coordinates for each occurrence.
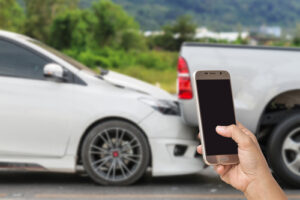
[216,124,254,149]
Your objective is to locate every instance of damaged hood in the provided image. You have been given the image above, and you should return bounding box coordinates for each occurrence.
[102,70,175,100]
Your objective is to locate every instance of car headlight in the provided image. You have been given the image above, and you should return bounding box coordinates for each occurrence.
[139,97,180,116]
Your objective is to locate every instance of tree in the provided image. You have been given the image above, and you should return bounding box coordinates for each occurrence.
[49,0,146,52]
[91,0,139,47]
[151,15,196,51]
[120,29,147,51]
[49,9,92,50]
[171,15,196,44]
[0,0,24,32]
[23,0,78,42]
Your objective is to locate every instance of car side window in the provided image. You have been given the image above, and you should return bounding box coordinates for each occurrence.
[0,39,49,80]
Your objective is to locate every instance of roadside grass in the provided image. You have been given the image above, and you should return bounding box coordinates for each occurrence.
[110,66,177,94]
[65,48,179,94]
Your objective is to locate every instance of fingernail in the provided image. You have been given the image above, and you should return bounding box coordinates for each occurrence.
[216,126,226,132]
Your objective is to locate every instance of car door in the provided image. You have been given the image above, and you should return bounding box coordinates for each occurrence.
[0,38,79,158]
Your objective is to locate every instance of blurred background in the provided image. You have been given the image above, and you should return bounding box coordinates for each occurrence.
[2,0,300,94]
[2,1,300,199]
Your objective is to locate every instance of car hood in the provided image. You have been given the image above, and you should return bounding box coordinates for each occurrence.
[102,70,175,100]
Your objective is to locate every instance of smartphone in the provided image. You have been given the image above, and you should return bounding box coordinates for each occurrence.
[193,70,239,165]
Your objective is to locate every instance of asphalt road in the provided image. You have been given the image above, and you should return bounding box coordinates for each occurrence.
[0,168,299,200]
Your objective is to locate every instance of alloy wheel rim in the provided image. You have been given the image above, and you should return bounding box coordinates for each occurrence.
[88,128,142,181]
[281,127,300,176]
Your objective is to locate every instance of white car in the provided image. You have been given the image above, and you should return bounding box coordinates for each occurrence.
[0,31,203,185]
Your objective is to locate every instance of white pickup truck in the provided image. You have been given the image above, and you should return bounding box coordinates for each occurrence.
[178,42,300,187]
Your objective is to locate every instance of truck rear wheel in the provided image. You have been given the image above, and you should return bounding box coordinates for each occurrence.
[267,114,300,187]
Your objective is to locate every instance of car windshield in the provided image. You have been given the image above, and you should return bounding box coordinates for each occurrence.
[27,39,97,75]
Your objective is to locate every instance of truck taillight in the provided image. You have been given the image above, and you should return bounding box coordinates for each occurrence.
[177,57,189,73]
[177,57,193,99]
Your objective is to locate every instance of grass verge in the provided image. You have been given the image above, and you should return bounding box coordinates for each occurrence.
[111,66,177,94]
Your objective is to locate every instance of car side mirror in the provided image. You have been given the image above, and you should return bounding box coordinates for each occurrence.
[43,63,65,81]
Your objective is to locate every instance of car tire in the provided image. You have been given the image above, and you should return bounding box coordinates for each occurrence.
[267,114,300,187]
[81,120,150,185]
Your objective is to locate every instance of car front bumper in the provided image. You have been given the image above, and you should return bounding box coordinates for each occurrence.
[139,111,204,176]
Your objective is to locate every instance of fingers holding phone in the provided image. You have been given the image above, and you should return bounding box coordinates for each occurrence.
[194,71,286,199]
[196,124,277,195]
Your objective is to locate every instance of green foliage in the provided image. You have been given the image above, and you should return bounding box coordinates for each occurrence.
[170,15,196,41]
[148,15,196,51]
[62,47,178,93]
[0,0,24,32]
[49,9,92,50]
[135,50,177,70]
[49,0,147,52]
[63,47,177,70]
[121,30,147,51]
[91,0,139,47]
[113,66,177,94]
[233,35,248,45]
[293,24,300,46]
[24,0,79,41]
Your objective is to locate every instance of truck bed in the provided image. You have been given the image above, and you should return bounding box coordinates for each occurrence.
[178,42,300,133]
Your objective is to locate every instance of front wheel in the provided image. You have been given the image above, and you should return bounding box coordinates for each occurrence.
[81,120,150,185]
[267,114,300,187]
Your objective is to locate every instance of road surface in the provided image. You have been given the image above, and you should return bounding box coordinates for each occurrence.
[0,168,299,200]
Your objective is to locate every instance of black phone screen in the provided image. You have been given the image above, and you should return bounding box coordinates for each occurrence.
[196,79,238,156]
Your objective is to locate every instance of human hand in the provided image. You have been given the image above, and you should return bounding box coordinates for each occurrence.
[197,122,286,200]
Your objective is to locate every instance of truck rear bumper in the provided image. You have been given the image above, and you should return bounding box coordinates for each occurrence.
[179,99,198,127]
